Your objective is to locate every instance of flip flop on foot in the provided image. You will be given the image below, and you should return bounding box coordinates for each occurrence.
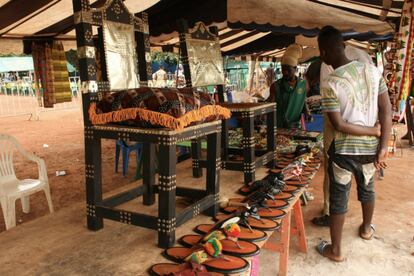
[359,224,375,240]
[311,215,330,227]
[316,240,344,262]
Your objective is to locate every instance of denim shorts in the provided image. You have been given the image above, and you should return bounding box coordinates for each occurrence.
[328,143,376,215]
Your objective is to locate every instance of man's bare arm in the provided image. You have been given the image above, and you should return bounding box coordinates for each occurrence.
[375,92,392,168]
[327,112,380,136]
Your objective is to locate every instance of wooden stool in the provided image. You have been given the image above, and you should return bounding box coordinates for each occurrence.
[193,102,277,184]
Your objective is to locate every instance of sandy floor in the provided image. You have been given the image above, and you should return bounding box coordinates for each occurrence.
[0,109,413,275]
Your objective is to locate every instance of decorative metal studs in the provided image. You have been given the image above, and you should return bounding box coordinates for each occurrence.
[158,175,177,191]
[243,162,256,173]
[86,204,96,217]
[84,126,94,140]
[193,204,201,217]
[157,136,177,146]
[117,132,130,141]
[87,64,96,78]
[215,157,222,171]
[242,111,254,118]
[242,137,255,148]
[85,30,93,42]
[120,211,132,224]
[97,81,110,92]
[85,164,95,178]
[193,159,199,169]
[157,218,176,233]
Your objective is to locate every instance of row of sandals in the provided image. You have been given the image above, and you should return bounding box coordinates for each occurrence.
[149,145,321,276]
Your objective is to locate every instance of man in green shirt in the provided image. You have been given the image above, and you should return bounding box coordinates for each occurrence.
[269,44,309,129]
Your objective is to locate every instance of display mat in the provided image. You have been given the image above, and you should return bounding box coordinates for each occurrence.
[103,20,140,90]
[186,38,225,87]
[277,128,323,141]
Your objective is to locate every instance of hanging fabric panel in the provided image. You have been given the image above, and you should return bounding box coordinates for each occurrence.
[32,41,72,108]
[51,42,72,104]
[389,0,414,110]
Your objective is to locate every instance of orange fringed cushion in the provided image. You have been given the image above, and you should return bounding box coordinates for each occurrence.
[89,87,231,130]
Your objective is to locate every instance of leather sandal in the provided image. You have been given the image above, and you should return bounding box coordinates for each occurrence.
[179,220,260,257]
[275,192,295,200]
[283,185,302,194]
[238,174,285,196]
[193,223,267,243]
[234,191,287,220]
[214,210,280,231]
[178,232,260,258]
[149,262,221,276]
[163,241,250,274]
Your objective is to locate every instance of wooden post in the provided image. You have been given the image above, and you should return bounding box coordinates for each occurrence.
[142,142,156,205]
[242,114,255,184]
[157,143,177,248]
[267,105,276,168]
[204,130,221,216]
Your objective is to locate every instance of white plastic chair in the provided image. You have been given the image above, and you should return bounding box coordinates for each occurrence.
[0,134,53,230]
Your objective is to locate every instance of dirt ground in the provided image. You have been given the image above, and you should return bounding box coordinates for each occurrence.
[0,108,413,275]
[0,107,136,231]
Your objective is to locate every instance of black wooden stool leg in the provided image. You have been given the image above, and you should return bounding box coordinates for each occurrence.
[157,143,177,248]
[267,108,277,168]
[205,131,221,216]
[85,135,103,230]
[143,142,156,206]
[221,119,229,162]
[243,115,255,184]
[191,139,203,178]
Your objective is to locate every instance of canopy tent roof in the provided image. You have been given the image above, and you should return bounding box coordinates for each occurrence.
[0,0,159,39]
[0,0,401,57]
[0,0,400,39]
[148,0,399,39]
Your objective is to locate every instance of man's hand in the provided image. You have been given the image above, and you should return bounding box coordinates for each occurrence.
[375,148,388,170]
[374,121,381,137]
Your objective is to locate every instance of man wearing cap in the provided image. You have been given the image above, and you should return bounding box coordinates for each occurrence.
[269,44,309,128]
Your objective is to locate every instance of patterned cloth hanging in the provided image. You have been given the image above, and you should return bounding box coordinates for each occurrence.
[388,0,414,111]
[32,41,72,108]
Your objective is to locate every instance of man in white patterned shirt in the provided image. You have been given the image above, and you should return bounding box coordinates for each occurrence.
[316,26,392,262]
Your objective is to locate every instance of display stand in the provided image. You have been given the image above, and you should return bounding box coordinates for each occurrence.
[262,199,308,276]
[73,0,221,248]
[178,21,277,184]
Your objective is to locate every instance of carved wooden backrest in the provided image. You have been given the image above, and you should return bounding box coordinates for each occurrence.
[72,0,151,125]
[179,22,225,89]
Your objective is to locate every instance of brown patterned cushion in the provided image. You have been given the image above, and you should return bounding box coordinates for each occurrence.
[89,87,231,130]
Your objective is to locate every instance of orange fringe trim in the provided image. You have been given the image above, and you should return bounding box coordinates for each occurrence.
[88,103,231,131]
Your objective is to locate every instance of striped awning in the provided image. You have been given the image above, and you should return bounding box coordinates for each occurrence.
[0,0,160,39]
[0,0,401,55]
